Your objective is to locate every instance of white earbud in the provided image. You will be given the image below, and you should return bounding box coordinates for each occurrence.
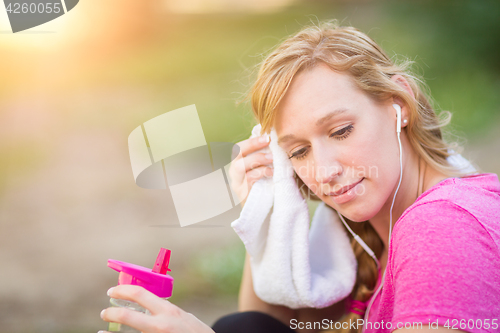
[393,104,401,133]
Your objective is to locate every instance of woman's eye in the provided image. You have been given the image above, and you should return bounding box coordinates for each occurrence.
[330,124,353,140]
[289,147,308,160]
[288,125,354,160]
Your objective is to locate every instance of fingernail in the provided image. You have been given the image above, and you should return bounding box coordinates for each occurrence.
[107,287,115,297]
[100,309,106,319]
[259,134,270,143]
[265,153,273,160]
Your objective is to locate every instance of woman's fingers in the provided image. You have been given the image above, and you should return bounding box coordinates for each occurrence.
[101,285,216,333]
[244,152,274,173]
[228,150,273,186]
[107,285,174,316]
[228,134,273,204]
[100,299,215,333]
[246,165,274,185]
[234,134,270,158]
[101,306,156,333]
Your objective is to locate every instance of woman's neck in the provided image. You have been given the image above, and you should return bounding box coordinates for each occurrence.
[369,150,449,252]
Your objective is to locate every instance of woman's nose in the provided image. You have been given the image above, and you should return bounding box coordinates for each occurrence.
[313,158,342,184]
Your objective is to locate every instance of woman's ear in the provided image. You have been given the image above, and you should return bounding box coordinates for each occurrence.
[391,74,415,99]
[391,75,414,128]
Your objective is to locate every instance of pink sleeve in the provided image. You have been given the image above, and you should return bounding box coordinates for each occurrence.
[389,200,500,331]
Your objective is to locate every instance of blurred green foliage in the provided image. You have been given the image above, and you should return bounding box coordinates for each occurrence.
[383,0,500,135]
[51,0,498,141]
[169,242,246,301]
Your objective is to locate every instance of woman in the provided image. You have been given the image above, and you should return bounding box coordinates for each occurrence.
[99,21,500,333]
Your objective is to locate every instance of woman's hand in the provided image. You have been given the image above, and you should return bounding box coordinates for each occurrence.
[228,134,274,206]
[99,285,215,333]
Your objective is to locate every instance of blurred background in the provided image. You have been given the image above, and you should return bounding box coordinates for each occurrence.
[0,0,499,332]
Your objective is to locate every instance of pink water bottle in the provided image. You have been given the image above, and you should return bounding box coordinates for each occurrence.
[106,248,174,333]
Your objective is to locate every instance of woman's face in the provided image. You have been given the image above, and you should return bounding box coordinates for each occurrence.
[274,63,402,222]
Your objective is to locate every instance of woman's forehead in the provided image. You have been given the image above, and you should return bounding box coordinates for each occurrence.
[274,65,363,129]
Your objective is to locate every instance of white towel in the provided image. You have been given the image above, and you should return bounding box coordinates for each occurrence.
[231,123,477,309]
[231,124,356,309]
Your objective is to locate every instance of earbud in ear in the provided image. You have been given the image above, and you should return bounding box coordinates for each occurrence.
[393,104,401,133]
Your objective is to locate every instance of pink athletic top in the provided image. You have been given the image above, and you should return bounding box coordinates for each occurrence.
[365,173,500,333]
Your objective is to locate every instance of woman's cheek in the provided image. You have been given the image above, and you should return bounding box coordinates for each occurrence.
[300,177,319,197]
[351,135,383,176]
[294,161,315,183]
[295,171,322,198]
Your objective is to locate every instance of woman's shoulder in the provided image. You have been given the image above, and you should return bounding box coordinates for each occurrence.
[387,173,500,322]
[393,172,500,249]
[414,172,500,206]
[397,173,499,228]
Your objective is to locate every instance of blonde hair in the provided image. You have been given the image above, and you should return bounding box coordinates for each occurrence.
[241,20,476,332]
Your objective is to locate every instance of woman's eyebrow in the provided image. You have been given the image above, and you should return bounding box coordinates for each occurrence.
[315,108,349,126]
[278,108,349,145]
[277,133,296,145]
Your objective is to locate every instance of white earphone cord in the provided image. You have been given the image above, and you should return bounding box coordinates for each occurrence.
[361,130,403,332]
[337,109,403,332]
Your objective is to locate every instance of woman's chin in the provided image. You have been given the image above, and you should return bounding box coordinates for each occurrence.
[323,196,373,222]
[340,210,367,222]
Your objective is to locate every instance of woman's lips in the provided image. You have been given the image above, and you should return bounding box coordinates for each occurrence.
[326,178,364,204]
[327,178,364,196]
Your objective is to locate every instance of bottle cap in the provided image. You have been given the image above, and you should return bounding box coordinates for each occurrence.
[108,248,174,298]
